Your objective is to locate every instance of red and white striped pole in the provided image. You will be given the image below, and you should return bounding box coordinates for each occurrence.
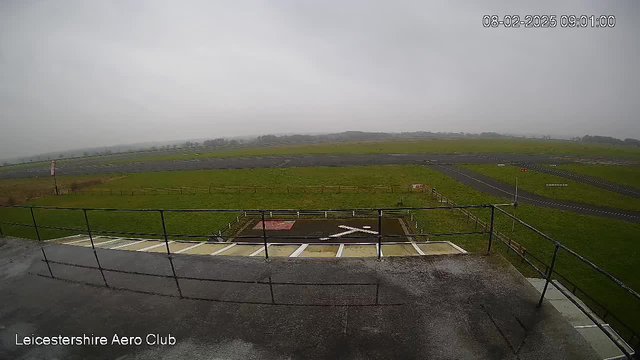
[51,160,58,195]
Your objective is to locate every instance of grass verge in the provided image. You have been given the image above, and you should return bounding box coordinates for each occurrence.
[461,164,640,211]
[555,164,640,190]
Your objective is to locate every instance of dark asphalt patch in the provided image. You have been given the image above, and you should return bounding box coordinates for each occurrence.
[234,218,407,244]
[0,237,600,359]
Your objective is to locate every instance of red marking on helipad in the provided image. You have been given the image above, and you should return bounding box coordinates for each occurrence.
[253,221,296,230]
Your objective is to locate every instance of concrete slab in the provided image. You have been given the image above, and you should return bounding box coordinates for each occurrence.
[116,240,159,251]
[146,241,196,253]
[300,244,339,258]
[180,243,230,255]
[417,242,462,255]
[576,326,630,359]
[340,244,378,257]
[64,239,96,247]
[49,235,89,244]
[96,238,138,249]
[266,245,300,257]
[547,298,595,327]
[218,244,263,256]
[527,278,634,359]
[382,244,419,256]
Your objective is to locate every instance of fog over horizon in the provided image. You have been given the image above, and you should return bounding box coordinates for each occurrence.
[1,1,639,159]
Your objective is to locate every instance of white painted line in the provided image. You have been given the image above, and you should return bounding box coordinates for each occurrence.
[290,244,309,257]
[138,241,173,252]
[248,244,269,257]
[336,244,345,257]
[211,243,237,256]
[86,238,121,247]
[63,237,91,245]
[175,242,205,254]
[411,242,426,256]
[330,229,359,238]
[110,240,146,250]
[338,225,378,234]
[447,241,468,254]
[362,226,371,229]
[46,234,84,242]
[574,324,601,329]
[377,244,384,257]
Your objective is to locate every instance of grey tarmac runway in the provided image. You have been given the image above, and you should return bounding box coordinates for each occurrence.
[429,164,640,223]
[0,153,588,179]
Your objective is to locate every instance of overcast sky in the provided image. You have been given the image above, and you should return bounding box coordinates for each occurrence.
[1,1,639,159]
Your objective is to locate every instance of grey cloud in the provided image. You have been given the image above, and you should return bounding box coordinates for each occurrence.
[0,0,638,159]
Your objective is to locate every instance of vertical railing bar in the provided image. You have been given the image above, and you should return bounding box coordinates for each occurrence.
[83,209,108,287]
[538,244,560,308]
[261,211,269,260]
[160,210,183,298]
[30,207,54,278]
[30,207,41,242]
[377,209,382,260]
[487,206,495,254]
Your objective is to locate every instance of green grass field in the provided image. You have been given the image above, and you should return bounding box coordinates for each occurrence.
[4,138,638,172]
[0,175,117,205]
[460,164,640,211]
[555,164,640,190]
[0,165,638,339]
[92,138,640,165]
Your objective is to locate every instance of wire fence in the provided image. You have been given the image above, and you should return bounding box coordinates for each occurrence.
[40,184,434,196]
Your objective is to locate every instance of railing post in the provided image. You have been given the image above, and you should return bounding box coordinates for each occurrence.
[30,207,54,278]
[538,244,560,308]
[487,206,495,254]
[29,207,41,242]
[83,209,108,287]
[160,210,183,298]
[261,211,269,259]
[377,209,383,260]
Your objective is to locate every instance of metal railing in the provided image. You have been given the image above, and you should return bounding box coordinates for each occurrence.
[423,186,638,358]
[43,184,431,196]
[0,204,499,259]
[491,205,638,359]
[0,203,637,358]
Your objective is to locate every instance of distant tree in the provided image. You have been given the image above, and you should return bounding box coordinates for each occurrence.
[256,135,279,144]
[228,139,239,146]
[83,151,89,156]
[204,138,228,147]
[623,138,640,146]
[581,135,624,145]
[151,146,157,151]
[2,162,8,166]
[172,144,177,150]
[183,141,193,148]
[193,142,200,147]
